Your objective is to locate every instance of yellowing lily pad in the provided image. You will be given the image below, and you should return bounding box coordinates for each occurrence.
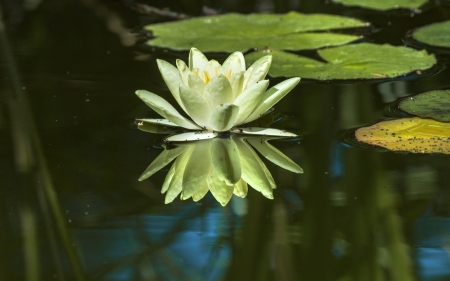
[355,117,450,154]
[332,0,428,11]
[144,12,368,52]
[245,43,436,80]
[412,21,450,48]
[399,90,450,121]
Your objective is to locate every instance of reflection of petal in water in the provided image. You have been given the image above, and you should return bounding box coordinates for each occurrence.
[211,138,241,186]
[164,144,195,204]
[192,180,210,202]
[139,135,302,205]
[182,140,212,200]
[233,178,248,198]
[234,135,274,198]
[208,168,234,206]
[138,146,185,181]
[247,138,303,173]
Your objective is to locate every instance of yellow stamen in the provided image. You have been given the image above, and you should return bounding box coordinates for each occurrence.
[223,70,232,79]
[204,71,211,84]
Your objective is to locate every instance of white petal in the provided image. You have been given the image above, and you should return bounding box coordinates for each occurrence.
[188,74,206,95]
[209,103,240,132]
[138,146,185,181]
[182,140,212,199]
[136,90,201,130]
[189,48,209,71]
[233,179,248,198]
[156,59,184,110]
[221,52,246,75]
[245,77,300,123]
[231,127,297,137]
[233,135,273,199]
[204,75,233,107]
[247,137,303,173]
[136,118,178,127]
[244,55,272,90]
[210,138,241,186]
[233,80,269,125]
[176,59,191,86]
[192,67,205,83]
[204,60,221,80]
[136,118,180,134]
[229,72,244,100]
[164,144,194,203]
[179,85,211,128]
[207,169,234,206]
[243,66,253,91]
[165,132,217,142]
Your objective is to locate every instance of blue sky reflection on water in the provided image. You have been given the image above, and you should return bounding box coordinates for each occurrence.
[71,200,235,280]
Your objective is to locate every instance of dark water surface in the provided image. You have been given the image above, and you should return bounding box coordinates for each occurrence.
[1,1,450,280]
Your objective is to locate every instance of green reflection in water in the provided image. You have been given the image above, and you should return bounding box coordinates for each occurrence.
[139,135,303,206]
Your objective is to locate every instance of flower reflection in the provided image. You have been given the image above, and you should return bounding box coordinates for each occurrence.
[135,48,300,136]
[139,133,303,206]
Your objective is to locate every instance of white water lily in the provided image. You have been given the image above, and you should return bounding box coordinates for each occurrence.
[139,134,303,206]
[136,48,300,138]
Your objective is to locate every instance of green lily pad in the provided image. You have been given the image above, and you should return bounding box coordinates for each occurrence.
[245,43,436,80]
[399,90,450,121]
[412,21,450,48]
[332,0,428,11]
[144,12,368,52]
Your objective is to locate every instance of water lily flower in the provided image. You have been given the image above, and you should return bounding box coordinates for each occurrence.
[139,134,303,206]
[136,48,300,138]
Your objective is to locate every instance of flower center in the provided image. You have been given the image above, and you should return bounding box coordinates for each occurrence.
[193,67,232,85]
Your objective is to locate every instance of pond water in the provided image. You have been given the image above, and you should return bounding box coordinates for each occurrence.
[2,1,450,280]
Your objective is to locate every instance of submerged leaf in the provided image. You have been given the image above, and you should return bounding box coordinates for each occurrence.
[399,90,450,121]
[144,12,367,52]
[412,20,450,48]
[245,43,436,80]
[355,117,450,154]
[332,0,428,11]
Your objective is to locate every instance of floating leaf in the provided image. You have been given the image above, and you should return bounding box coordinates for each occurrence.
[399,90,450,121]
[332,0,428,11]
[245,43,436,80]
[355,117,450,154]
[412,20,450,48]
[144,12,368,52]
